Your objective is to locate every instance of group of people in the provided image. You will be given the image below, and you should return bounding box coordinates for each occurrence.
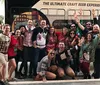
[34,9,100,80]
[0,9,100,83]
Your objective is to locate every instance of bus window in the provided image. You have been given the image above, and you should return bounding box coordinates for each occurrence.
[67,9,91,20]
[40,8,65,25]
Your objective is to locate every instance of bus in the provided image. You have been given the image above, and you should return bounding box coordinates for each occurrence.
[11,0,100,31]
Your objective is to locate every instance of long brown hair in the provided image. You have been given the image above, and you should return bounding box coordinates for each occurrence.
[85,32,93,43]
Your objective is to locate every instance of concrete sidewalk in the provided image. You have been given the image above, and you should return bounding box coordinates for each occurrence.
[7,62,95,85]
[9,79,100,85]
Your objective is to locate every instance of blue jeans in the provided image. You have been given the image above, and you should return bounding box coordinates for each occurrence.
[32,47,47,76]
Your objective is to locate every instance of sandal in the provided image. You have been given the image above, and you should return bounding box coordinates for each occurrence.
[7,78,17,82]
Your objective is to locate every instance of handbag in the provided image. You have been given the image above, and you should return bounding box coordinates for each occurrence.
[80,52,90,63]
[81,42,92,62]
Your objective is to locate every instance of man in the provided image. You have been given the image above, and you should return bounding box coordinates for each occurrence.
[32,19,48,77]
[0,24,11,82]
[74,11,93,36]
[23,19,35,78]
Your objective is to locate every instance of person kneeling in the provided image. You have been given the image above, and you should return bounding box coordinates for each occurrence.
[35,49,57,81]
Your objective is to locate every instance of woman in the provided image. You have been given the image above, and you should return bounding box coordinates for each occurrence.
[14,29,24,78]
[58,27,69,49]
[7,29,18,81]
[68,29,80,75]
[46,27,57,52]
[35,49,57,81]
[79,32,96,79]
[68,29,79,48]
[55,41,76,79]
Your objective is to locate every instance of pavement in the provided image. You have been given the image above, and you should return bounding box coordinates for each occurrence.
[4,62,97,85]
[6,70,96,85]
[8,79,100,85]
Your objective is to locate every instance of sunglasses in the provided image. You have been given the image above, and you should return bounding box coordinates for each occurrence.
[50,53,55,55]
[70,33,75,34]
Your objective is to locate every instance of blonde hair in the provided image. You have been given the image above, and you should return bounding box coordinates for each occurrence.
[48,49,55,57]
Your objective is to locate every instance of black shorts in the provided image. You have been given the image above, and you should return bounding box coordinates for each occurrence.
[8,56,16,61]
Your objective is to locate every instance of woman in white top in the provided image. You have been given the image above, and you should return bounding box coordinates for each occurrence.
[35,49,57,81]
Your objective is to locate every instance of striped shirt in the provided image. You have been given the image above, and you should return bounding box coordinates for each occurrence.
[23,26,35,47]
[0,33,10,53]
[37,56,51,77]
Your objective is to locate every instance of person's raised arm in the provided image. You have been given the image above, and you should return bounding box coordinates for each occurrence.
[92,9,98,24]
[74,11,85,31]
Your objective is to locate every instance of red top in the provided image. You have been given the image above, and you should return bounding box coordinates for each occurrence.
[46,35,57,51]
[56,32,61,38]
[57,33,69,48]
[8,35,18,57]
